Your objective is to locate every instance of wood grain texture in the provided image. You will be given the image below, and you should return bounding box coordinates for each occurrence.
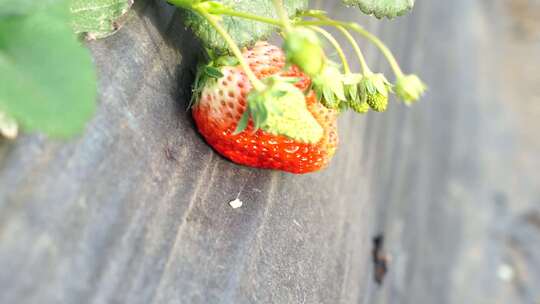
[0,1,539,303]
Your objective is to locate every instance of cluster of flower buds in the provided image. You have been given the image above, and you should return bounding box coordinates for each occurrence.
[171,0,427,116]
[282,24,426,114]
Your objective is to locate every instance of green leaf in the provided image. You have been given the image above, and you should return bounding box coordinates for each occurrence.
[214,55,239,66]
[182,0,309,53]
[233,108,250,134]
[0,2,97,138]
[0,0,60,16]
[70,0,133,40]
[343,0,415,19]
[204,66,224,78]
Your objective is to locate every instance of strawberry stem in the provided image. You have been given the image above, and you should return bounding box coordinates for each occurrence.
[196,9,266,91]
[296,19,405,78]
[272,0,292,33]
[334,25,372,75]
[167,0,194,9]
[206,8,283,27]
[309,26,351,74]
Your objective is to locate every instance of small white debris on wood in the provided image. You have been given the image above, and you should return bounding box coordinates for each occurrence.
[228,198,243,209]
[0,111,18,139]
[497,263,515,282]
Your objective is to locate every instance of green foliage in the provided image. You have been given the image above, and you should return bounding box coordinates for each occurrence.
[0,0,59,16]
[0,0,97,138]
[71,0,133,39]
[343,0,415,19]
[182,0,308,54]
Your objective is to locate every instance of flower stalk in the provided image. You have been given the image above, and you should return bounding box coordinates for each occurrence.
[309,26,351,74]
[195,8,266,92]
[296,19,404,78]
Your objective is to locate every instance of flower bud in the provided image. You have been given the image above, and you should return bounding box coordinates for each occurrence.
[342,73,369,114]
[358,73,392,112]
[312,63,346,109]
[395,74,426,105]
[283,27,325,77]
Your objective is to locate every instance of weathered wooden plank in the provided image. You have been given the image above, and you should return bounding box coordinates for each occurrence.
[368,0,540,303]
[1,0,539,303]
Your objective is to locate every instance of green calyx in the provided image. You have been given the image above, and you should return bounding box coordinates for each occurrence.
[283,27,325,77]
[312,63,346,110]
[235,77,323,143]
[190,56,240,108]
[395,74,427,105]
[342,73,369,113]
[359,73,392,112]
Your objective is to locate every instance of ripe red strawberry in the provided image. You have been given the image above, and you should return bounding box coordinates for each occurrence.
[192,42,338,174]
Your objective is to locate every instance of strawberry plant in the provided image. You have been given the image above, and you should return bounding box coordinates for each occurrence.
[171,0,426,173]
[0,0,426,174]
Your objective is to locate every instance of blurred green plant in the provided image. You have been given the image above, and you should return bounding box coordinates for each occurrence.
[71,0,133,39]
[0,0,131,139]
[0,0,96,138]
